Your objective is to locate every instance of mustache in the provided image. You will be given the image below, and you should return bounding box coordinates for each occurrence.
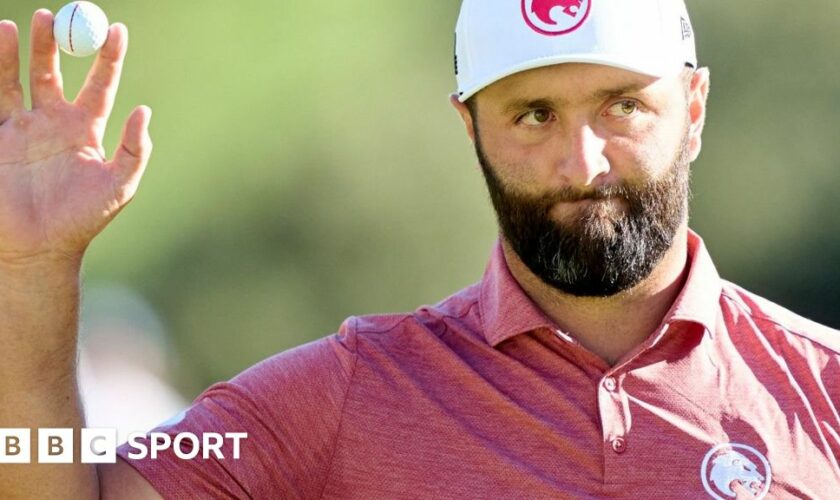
[538,183,637,204]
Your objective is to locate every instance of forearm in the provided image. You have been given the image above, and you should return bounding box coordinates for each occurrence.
[0,6,154,496]
[0,257,98,499]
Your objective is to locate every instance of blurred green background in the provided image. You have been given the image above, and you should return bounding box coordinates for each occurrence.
[5,1,839,398]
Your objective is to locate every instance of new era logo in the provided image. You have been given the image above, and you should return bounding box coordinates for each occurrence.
[681,17,692,40]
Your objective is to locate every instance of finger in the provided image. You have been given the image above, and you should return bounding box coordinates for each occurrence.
[109,105,153,202]
[0,20,24,122]
[75,23,126,119]
[29,9,64,108]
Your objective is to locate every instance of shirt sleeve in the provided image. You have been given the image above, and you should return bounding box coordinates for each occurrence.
[115,318,358,499]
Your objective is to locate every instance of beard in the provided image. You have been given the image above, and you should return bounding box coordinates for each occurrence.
[475,125,691,298]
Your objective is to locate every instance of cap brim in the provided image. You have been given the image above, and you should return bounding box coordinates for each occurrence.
[457,53,683,102]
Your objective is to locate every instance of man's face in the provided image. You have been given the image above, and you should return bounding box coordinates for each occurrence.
[464,63,697,297]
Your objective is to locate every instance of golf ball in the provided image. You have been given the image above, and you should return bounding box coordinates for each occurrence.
[53,2,109,57]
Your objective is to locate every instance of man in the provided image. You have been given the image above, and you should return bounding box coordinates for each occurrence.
[0,0,838,498]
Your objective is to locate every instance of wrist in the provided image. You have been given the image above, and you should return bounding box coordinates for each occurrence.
[0,254,82,382]
[0,252,83,294]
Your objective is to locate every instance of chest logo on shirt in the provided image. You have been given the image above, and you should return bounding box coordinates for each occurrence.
[521,0,591,36]
[700,443,772,499]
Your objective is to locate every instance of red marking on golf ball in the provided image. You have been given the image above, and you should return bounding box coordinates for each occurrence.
[68,3,80,53]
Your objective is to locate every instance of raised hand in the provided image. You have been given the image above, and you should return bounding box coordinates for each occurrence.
[0,9,152,265]
[0,11,156,499]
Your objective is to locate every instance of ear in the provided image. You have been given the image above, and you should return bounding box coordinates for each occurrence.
[449,93,476,143]
[686,67,710,162]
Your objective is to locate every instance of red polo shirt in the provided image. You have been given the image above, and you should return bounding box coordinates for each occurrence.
[117,229,840,498]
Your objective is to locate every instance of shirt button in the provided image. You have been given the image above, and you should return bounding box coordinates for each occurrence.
[611,437,627,454]
[604,377,617,391]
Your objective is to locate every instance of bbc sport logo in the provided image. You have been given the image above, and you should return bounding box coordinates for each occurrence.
[0,428,247,464]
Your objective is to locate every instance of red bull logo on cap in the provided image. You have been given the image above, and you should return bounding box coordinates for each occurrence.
[522,0,591,36]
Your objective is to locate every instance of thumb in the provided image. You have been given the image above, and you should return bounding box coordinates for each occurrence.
[109,105,153,200]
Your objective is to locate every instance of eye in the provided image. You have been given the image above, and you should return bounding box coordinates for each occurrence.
[519,108,554,126]
[605,99,641,117]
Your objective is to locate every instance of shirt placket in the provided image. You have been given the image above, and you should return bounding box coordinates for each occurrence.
[598,370,633,483]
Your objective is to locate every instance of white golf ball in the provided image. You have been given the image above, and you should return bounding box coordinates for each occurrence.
[53,2,109,57]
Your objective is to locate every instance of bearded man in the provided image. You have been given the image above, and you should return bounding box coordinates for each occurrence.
[1,0,838,498]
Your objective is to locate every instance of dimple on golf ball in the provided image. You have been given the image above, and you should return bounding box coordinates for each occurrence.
[53,1,109,57]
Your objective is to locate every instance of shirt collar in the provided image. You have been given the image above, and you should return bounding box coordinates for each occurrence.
[478,228,722,347]
[660,228,722,337]
[478,239,557,347]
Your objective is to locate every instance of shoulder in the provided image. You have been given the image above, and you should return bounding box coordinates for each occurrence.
[231,281,482,387]
[719,279,840,355]
[346,282,483,344]
[229,324,357,394]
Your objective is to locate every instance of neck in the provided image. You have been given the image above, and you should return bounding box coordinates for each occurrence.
[501,223,690,367]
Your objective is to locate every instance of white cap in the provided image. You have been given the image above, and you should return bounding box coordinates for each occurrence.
[454,0,697,102]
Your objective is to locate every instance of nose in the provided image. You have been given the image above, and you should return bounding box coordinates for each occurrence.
[556,124,610,187]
